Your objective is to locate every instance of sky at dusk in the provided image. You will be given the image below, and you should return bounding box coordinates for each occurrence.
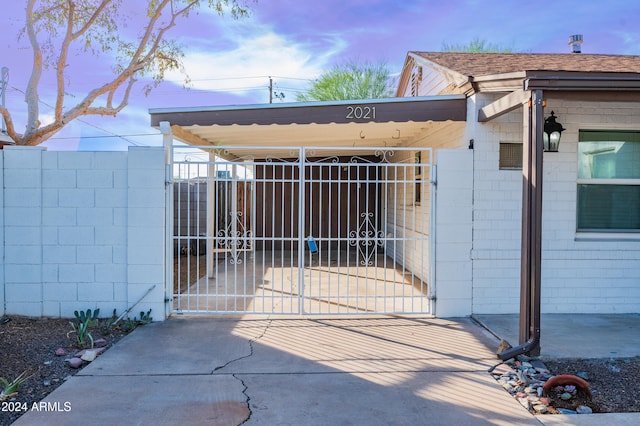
[1,0,639,150]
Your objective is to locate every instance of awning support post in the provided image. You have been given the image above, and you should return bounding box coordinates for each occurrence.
[498,89,543,360]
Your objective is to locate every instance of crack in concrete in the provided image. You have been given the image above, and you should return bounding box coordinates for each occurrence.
[211,319,272,425]
[235,373,252,425]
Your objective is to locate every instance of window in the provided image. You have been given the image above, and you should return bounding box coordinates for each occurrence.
[499,143,523,170]
[577,130,640,232]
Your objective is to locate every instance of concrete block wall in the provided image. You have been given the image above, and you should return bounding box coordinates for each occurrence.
[434,149,473,317]
[470,95,640,314]
[0,146,166,319]
[384,149,431,286]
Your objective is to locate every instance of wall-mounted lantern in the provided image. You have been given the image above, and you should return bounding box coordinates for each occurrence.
[543,111,565,152]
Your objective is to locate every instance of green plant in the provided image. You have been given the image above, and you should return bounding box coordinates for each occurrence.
[120,309,153,332]
[74,308,100,327]
[67,308,100,348]
[139,309,153,324]
[0,371,32,401]
[99,308,118,334]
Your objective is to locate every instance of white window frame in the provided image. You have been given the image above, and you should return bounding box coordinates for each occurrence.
[576,128,640,235]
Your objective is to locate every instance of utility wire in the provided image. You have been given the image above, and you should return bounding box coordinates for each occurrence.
[9,84,148,146]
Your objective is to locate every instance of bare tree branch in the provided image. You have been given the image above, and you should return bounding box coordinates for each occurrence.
[55,0,75,122]
[11,0,255,146]
[25,0,44,138]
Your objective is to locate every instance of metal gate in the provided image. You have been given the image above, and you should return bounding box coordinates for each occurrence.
[168,146,435,315]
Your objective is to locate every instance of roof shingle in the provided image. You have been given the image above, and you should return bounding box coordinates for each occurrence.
[412,52,640,77]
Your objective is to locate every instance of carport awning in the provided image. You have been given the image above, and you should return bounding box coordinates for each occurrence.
[149,95,467,150]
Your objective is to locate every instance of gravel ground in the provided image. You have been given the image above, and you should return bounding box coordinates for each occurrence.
[544,357,640,413]
[1,315,639,425]
[0,316,129,425]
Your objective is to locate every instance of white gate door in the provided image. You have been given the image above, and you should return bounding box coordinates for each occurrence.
[169,146,435,315]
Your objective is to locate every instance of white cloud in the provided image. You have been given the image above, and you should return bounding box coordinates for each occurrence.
[164,19,347,102]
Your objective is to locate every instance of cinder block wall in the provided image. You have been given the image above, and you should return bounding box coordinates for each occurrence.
[434,149,473,317]
[0,146,166,319]
[471,95,640,314]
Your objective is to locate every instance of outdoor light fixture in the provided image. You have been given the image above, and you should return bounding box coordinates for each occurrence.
[543,111,565,152]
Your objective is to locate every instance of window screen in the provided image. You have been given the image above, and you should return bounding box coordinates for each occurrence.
[499,143,522,170]
[577,130,640,232]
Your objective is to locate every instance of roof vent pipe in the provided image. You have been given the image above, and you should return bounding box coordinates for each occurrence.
[569,34,583,53]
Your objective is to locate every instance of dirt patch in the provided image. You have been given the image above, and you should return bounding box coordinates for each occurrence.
[0,316,129,425]
[174,254,208,293]
[544,357,640,413]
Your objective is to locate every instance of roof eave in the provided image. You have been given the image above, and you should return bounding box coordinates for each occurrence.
[523,71,640,91]
[149,95,467,128]
[470,70,640,93]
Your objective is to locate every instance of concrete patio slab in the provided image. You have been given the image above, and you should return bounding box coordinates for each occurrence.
[12,314,640,425]
[473,314,640,359]
[13,315,541,426]
[12,375,249,426]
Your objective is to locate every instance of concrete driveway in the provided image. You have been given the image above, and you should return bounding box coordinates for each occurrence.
[13,315,543,426]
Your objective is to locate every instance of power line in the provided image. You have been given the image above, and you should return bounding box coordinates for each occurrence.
[48,132,159,141]
[166,75,315,83]
[8,84,146,146]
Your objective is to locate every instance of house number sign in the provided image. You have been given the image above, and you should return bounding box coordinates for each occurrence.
[346,105,376,120]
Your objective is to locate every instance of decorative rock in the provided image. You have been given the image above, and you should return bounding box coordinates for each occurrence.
[74,350,86,358]
[576,405,593,414]
[537,387,543,397]
[557,408,577,414]
[530,359,547,370]
[539,397,552,405]
[43,380,51,386]
[67,357,83,368]
[533,404,548,414]
[517,398,531,410]
[521,361,533,368]
[576,371,589,380]
[44,360,52,365]
[81,350,97,362]
[93,338,107,347]
[55,348,66,356]
[560,392,573,400]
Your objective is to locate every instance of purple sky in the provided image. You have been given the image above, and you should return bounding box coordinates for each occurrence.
[1,0,639,150]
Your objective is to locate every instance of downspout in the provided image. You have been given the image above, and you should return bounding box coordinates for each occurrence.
[497,89,543,360]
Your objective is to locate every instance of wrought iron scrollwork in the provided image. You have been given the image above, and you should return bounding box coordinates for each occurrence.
[217,211,253,264]
[348,212,384,266]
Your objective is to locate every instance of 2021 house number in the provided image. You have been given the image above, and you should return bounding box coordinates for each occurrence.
[346,106,376,120]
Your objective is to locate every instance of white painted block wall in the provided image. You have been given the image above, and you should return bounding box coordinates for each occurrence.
[0,146,166,319]
[434,149,473,317]
[470,95,640,314]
